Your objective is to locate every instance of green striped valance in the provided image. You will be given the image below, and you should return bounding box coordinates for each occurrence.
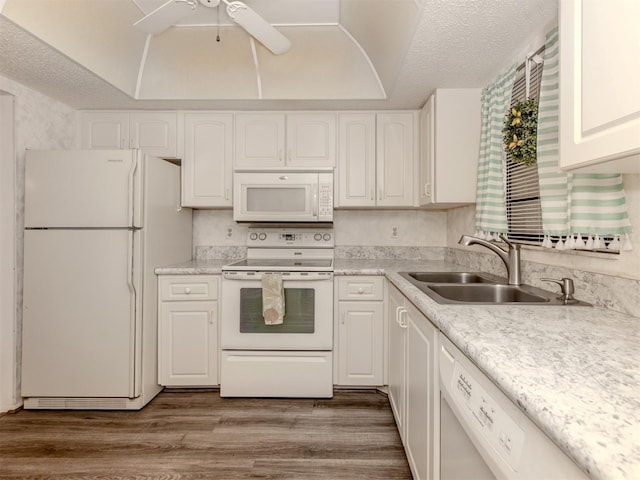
[536,28,632,251]
[475,65,517,239]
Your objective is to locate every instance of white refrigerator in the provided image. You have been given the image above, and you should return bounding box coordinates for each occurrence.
[21,149,192,410]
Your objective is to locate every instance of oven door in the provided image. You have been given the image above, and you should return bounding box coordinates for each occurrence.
[221,271,333,350]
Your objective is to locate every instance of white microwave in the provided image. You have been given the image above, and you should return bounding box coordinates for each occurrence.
[233,171,333,222]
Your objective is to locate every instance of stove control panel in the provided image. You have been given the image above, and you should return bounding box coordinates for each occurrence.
[247,227,334,248]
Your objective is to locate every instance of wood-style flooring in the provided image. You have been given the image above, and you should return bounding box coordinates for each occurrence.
[0,389,412,479]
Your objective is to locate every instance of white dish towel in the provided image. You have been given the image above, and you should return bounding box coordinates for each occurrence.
[262,273,285,325]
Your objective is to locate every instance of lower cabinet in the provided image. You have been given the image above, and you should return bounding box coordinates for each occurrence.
[388,282,438,480]
[335,276,386,386]
[158,275,219,387]
[388,282,407,433]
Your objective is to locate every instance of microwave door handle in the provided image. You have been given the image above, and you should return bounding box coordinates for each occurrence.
[312,184,318,218]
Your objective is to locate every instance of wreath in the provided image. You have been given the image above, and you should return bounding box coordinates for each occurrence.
[502,98,538,166]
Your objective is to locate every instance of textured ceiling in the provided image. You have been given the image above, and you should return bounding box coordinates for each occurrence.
[0,0,559,110]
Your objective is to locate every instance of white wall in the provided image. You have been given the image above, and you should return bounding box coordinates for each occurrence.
[0,74,77,412]
[0,93,16,412]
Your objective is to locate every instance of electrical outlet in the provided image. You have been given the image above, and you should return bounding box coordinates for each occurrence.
[226,227,233,238]
[391,226,399,238]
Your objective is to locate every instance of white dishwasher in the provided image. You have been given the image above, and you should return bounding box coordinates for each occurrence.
[438,333,589,480]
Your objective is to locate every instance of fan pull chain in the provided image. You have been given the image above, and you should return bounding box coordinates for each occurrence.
[216,4,221,42]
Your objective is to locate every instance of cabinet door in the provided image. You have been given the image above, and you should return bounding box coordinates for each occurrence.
[405,304,437,480]
[235,113,285,168]
[420,89,481,206]
[419,98,434,206]
[338,114,376,206]
[337,301,384,386]
[376,113,416,207]
[387,284,407,438]
[159,301,218,386]
[559,1,640,172]
[286,113,336,168]
[129,112,177,158]
[182,113,233,207]
[81,112,129,149]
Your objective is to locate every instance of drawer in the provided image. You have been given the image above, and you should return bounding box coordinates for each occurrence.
[337,276,384,301]
[159,275,219,301]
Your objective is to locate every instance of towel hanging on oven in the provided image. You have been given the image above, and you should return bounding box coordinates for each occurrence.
[262,273,285,325]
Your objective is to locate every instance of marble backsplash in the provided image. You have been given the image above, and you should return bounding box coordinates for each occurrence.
[194,245,247,260]
[335,246,446,260]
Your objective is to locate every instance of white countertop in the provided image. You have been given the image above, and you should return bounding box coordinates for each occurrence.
[156,258,640,480]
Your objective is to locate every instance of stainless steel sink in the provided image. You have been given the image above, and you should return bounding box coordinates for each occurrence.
[406,272,496,284]
[427,284,548,303]
[398,271,590,306]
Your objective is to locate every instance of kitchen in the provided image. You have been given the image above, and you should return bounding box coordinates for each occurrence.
[1,0,639,479]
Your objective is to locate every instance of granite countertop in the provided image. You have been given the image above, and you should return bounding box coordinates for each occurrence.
[156,258,639,480]
[155,259,228,275]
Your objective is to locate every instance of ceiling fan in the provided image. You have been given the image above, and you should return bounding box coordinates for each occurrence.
[134,0,291,54]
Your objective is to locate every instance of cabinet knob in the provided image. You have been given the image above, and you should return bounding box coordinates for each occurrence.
[357,287,364,294]
[184,288,191,294]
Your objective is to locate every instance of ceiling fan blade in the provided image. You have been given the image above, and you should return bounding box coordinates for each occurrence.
[134,0,197,35]
[225,1,291,55]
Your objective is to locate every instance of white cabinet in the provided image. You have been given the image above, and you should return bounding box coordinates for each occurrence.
[404,300,437,480]
[158,275,219,386]
[388,283,438,480]
[559,1,640,172]
[286,114,336,168]
[235,113,285,168]
[419,89,481,206]
[337,112,417,207]
[81,112,178,158]
[388,283,407,435]
[376,113,418,207]
[81,112,129,149]
[337,114,377,206]
[235,113,336,169]
[335,276,385,386]
[182,113,233,208]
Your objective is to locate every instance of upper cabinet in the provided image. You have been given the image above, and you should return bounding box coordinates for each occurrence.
[337,112,418,207]
[234,113,285,168]
[559,1,640,172]
[337,114,377,206]
[376,113,418,207]
[286,114,336,168]
[81,112,129,149]
[81,112,178,158]
[419,89,481,206]
[182,113,233,208]
[234,113,336,169]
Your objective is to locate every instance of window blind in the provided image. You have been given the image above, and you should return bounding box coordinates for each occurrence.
[505,50,544,244]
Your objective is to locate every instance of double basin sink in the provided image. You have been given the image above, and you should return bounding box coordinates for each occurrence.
[399,272,590,305]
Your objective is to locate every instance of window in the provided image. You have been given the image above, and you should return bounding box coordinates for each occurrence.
[505,50,544,245]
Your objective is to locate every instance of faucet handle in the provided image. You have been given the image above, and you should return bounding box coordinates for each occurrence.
[542,277,576,303]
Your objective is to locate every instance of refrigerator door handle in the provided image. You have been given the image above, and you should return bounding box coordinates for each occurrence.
[127,229,142,398]
[128,152,140,227]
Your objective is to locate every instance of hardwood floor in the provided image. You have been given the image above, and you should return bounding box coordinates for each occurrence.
[0,390,412,479]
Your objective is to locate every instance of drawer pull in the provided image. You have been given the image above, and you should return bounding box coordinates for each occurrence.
[184,288,191,294]
[357,287,364,294]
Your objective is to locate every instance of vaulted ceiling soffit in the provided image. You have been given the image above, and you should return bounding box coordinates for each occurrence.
[1,0,422,101]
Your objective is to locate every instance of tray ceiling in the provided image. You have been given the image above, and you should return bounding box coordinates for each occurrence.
[0,0,559,110]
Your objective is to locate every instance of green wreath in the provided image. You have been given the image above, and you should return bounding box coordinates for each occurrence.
[502,98,538,166]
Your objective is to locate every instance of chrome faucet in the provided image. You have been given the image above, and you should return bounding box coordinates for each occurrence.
[458,234,522,286]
